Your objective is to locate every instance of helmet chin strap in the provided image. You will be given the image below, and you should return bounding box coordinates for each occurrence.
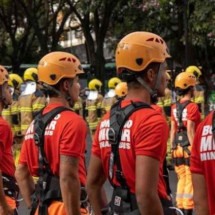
[136,64,162,104]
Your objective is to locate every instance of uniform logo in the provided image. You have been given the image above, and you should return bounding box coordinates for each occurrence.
[98,119,132,150]
[200,125,215,161]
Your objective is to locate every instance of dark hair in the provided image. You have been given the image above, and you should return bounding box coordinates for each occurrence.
[42,78,73,98]
[119,62,160,89]
[175,86,193,96]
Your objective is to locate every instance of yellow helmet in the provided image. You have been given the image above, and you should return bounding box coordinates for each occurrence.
[115,31,170,74]
[88,79,102,90]
[8,79,13,87]
[38,51,84,85]
[9,73,23,89]
[115,82,128,97]
[175,72,196,89]
[23,67,38,82]
[108,77,121,89]
[185,65,202,79]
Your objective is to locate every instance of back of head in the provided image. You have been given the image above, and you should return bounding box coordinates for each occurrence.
[115,82,128,98]
[108,77,121,89]
[38,51,84,86]
[185,65,202,79]
[175,72,196,96]
[23,67,38,82]
[9,73,23,90]
[115,31,170,75]
[88,79,102,91]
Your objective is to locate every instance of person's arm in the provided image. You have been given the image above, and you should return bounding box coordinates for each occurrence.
[192,173,209,215]
[15,164,35,208]
[187,119,196,146]
[135,156,163,215]
[0,171,14,215]
[170,120,176,149]
[60,155,81,215]
[87,155,107,215]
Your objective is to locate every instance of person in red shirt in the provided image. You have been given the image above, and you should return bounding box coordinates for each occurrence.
[170,72,201,215]
[190,111,215,215]
[0,65,18,215]
[87,32,175,215]
[15,52,88,215]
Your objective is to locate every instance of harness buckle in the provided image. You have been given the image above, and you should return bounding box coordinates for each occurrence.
[108,127,117,145]
[34,133,40,146]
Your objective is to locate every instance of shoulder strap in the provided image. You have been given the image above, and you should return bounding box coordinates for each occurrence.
[176,100,191,130]
[108,100,151,188]
[34,106,71,176]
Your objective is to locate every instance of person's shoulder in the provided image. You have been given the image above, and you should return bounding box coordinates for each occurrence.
[61,109,86,124]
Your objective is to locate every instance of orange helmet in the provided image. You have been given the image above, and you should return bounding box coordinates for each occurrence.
[115,82,128,97]
[175,72,196,89]
[38,51,84,85]
[115,31,170,74]
[0,65,9,85]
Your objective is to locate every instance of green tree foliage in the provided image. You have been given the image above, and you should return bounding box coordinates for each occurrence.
[0,0,36,72]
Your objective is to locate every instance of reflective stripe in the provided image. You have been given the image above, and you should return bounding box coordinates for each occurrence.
[20,107,32,112]
[176,193,184,198]
[183,193,193,199]
[32,103,45,110]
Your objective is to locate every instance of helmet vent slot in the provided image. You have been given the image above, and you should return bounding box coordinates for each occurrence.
[136,58,143,66]
[50,74,56,80]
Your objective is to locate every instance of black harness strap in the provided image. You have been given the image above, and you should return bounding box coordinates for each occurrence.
[172,101,191,151]
[108,100,151,189]
[31,106,71,215]
[176,100,191,131]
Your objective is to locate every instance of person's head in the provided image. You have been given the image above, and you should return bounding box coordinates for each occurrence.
[185,65,202,80]
[108,77,121,89]
[9,73,23,91]
[175,72,196,97]
[0,65,12,108]
[115,31,170,102]
[38,51,84,107]
[115,82,128,98]
[23,67,38,82]
[88,79,102,91]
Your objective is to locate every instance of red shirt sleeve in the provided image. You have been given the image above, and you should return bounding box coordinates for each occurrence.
[190,121,204,174]
[91,121,103,158]
[134,114,169,161]
[187,103,201,122]
[60,116,87,157]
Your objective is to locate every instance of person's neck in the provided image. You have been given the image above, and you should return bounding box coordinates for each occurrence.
[125,88,151,105]
[48,97,70,108]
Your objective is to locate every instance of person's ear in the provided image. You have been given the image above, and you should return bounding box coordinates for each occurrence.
[62,79,70,91]
[146,68,156,83]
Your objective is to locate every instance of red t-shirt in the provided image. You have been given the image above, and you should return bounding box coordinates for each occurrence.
[19,103,87,185]
[92,99,169,199]
[151,104,163,115]
[171,100,201,131]
[190,111,215,215]
[0,117,15,177]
